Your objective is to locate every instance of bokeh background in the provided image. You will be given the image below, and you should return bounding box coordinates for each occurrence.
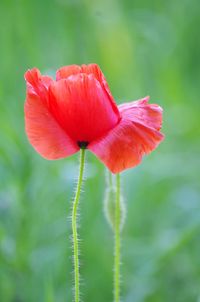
[0,0,200,301]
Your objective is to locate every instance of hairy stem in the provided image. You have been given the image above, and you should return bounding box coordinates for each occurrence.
[72,149,85,302]
[114,173,121,302]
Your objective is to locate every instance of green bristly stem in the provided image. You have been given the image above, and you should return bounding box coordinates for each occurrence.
[108,169,113,187]
[72,149,85,302]
[114,173,121,302]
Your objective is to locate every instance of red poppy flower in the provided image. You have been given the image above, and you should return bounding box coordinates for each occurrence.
[24,64,164,173]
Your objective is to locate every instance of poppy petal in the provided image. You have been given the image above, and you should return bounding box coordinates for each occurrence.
[25,68,53,101]
[89,98,164,173]
[56,64,109,91]
[24,69,79,159]
[118,96,163,131]
[56,65,82,81]
[56,64,119,117]
[49,73,119,143]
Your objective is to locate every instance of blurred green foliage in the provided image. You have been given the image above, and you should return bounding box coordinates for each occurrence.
[0,0,200,301]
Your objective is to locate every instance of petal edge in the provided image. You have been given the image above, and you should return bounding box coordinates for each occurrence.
[89,118,164,174]
[24,69,79,159]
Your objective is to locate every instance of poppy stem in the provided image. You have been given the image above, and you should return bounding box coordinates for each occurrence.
[72,148,85,302]
[114,173,121,302]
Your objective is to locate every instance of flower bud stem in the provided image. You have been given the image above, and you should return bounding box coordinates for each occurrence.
[72,149,85,302]
[114,173,121,302]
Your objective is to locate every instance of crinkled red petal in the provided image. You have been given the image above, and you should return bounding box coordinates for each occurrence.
[49,73,119,143]
[56,63,120,118]
[24,68,79,159]
[89,97,164,173]
[118,96,163,131]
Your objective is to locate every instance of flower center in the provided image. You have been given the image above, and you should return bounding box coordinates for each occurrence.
[77,141,89,149]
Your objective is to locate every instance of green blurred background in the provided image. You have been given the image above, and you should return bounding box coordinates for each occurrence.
[0,0,200,301]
